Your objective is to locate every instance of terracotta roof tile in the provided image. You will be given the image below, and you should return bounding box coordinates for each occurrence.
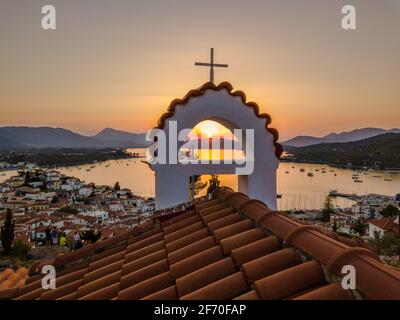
[167,236,216,265]
[166,228,209,253]
[198,203,227,218]
[90,244,127,262]
[181,272,248,300]
[293,282,353,300]
[79,282,120,300]
[327,253,400,300]
[88,251,126,272]
[163,215,201,235]
[224,192,250,210]
[57,292,77,300]
[195,198,221,211]
[78,271,121,298]
[161,210,196,228]
[285,227,347,265]
[253,261,324,300]
[122,249,167,275]
[0,287,20,300]
[14,286,45,300]
[206,212,242,232]
[213,219,254,242]
[202,207,236,224]
[230,236,281,266]
[124,240,165,263]
[240,199,272,224]
[213,187,234,201]
[39,279,83,300]
[84,260,123,284]
[126,232,164,253]
[53,244,95,268]
[164,221,204,243]
[176,257,236,297]
[118,271,173,300]
[126,226,162,245]
[170,246,224,280]
[233,290,260,300]
[241,248,300,283]
[219,228,265,254]
[120,259,169,289]
[141,285,178,300]
[8,188,400,300]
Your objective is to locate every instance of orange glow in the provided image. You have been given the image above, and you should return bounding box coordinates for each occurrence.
[190,120,233,139]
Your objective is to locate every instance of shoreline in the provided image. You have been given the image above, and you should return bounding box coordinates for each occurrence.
[280,159,400,172]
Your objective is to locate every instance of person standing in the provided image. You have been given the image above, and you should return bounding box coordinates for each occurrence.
[73,231,81,250]
[59,233,67,247]
[51,227,59,245]
[45,226,52,247]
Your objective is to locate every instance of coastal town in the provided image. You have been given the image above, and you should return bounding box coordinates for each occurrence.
[0,162,398,270]
[0,164,156,260]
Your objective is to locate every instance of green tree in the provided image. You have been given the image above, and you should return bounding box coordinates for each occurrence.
[24,171,31,186]
[380,204,400,218]
[369,230,383,255]
[114,181,121,191]
[81,230,102,243]
[58,206,78,215]
[351,218,368,236]
[189,175,208,200]
[51,195,59,204]
[321,196,334,222]
[332,219,338,233]
[11,239,31,260]
[0,209,15,255]
[207,174,220,195]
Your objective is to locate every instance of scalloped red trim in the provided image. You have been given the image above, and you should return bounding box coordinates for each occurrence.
[155,81,283,159]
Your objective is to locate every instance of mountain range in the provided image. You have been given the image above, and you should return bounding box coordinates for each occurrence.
[0,127,148,149]
[282,128,400,147]
[1,126,399,150]
[284,133,400,169]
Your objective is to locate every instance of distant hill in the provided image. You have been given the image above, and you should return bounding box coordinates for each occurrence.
[0,134,24,149]
[285,133,400,169]
[92,128,148,148]
[0,126,148,150]
[282,127,400,147]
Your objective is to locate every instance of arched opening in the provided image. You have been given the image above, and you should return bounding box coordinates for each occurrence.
[178,119,246,163]
[180,120,247,200]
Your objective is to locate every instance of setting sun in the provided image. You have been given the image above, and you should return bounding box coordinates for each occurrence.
[190,120,233,139]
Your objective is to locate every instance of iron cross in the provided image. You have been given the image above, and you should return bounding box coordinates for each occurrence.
[195,48,228,83]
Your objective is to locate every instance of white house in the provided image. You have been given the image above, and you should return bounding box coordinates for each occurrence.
[368,218,400,239]
[79,187,93,198]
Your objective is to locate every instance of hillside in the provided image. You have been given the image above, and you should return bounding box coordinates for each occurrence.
[282,127,400,147]
[0,127,148,149]
[92,128,148,148]
[285,133,400,169]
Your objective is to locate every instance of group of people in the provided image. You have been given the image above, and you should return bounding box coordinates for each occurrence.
[45,226,61,246]
[44,226,77,248]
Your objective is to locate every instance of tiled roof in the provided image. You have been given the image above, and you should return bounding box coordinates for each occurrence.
[0,268,28,299]
[369,218,399,236]
[5,188,400,300]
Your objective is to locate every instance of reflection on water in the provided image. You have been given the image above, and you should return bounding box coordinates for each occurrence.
[1,148,399,210]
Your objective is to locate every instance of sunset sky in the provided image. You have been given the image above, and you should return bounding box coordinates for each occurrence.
[1,0,399,141]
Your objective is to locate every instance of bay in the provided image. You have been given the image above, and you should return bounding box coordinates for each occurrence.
[1,148,399,210]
